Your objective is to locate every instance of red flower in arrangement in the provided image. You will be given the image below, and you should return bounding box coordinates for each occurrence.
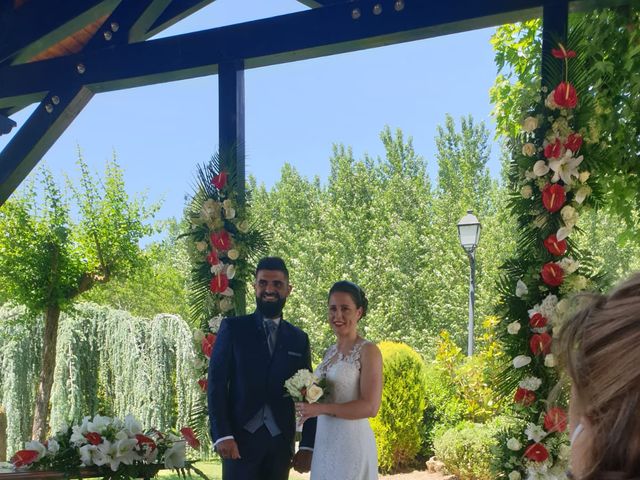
[210,273,229,293]
[543,234,567,256]
[206,249,219,266]
[514,387,536,406]
[541,262,564,287]
[524,442,550,462]
[551,46,576,59]
[180,427,201,449]
[212,171,228,190]
[529,313,548,329]
[198,378,208,391]
[530,332,553,356]
[544,138,563,159]
[210,230,232,251]
[11,450,39,467]
[85,432,103,445]
[565,133,583,153]
[541,184,566,213]
[135,434,157,451]
[554,81,578,108]
[544,407,568,433]
[202,333,217,358]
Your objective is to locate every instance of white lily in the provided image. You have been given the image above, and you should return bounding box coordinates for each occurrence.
[548,153,583,185]
[123,415,142,436]
[79,444,96,466]
[164,441,186,469]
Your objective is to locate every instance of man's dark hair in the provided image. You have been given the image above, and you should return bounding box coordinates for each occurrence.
[255,257,289,279]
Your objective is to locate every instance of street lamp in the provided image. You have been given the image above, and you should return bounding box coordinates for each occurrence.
[457,210,481,356]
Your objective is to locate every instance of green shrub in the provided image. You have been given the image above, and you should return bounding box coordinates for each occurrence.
[371,341,427,473]
[433,417,513,480]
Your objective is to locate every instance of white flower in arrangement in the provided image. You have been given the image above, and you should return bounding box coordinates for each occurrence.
[557,443,571,461]
[221,287,234,297]
[24,440,47,461]
[560,205,579,228]
[79,444,96,465]
[238,220,250,233]
[575,185,592,204]
[556,225,572,241]
[93,440,113,467]
[47,438,60,455]
[525,423,547,442]
[519,376,542,391]
[219,297,234,312]
[545,91,559,109]
[520,185,533,199]
[226,264,236,279]
[540,294,558,320]
[513,355,532,369]
[507,438,522,451]
[228,249,240,260]
[193,329,205,343]
[306,384,324,403]
[566,275,588,291]
[123,414,142,436]
[548,152,583,185]
[516,279,528,297]
[524,169,538,180]
[224,207,236,220]
[88,415,112,434]
[544,354,556,367]
[200,199,221,221]
[209,314,223,331]
[507,321,521,335]
[578,170,591,183]
[285,369,318,399]
[533,160,550,177]
[210,262,225,275]
[509,470,522,480]
[195,241,207,252]
[163,440,186,469]
[522,143,536,157]
[556,298,570,316]
[222,199,233,210]
[523,116,538,133]
[559,257,579,274]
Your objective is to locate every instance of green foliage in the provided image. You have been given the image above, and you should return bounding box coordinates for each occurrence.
[434,417,513,480]
[370,341,427,473]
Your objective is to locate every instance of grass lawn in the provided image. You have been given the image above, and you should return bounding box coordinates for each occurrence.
[157,461,307,480]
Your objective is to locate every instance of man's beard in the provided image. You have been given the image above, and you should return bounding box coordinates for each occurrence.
[256,295,287,319]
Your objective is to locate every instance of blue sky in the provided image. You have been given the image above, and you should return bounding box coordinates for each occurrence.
[1,0,502,222]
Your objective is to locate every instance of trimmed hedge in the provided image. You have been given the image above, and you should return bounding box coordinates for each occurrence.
[371,341,427,473]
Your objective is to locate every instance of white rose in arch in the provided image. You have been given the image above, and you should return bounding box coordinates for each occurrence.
[544,354,556,367]
[507,438,521,451]
[575,185,592,204]
[520,185,533,199]
[507,321,521,335]
[513,355,532,369]
[522,143,536,157]
[523,116,538,133]
[224,207,236,220]
[228,249,240,260]
[579,170,591,183]
[305,384,324,403]
[195,241,207,252]
[516,279,528,297]
[509,471,522,480]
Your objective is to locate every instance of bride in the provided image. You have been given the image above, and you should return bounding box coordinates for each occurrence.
[294,281,383,479]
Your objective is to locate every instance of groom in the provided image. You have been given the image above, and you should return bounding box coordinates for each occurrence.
[208,257,316,480]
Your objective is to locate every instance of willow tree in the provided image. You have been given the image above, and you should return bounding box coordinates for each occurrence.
[0,154,156,441]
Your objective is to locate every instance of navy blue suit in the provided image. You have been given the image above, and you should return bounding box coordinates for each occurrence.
[208,311,316,480]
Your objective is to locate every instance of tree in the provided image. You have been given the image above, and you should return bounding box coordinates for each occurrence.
[0,154,157,440]
[490,8,640,231]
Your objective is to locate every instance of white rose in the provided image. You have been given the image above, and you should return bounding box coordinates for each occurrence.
[523,116,538,133]
[228,249,240,260]
[509,471,522,480]
[224,207,236,220]
[513,355,532,369]
[507,438,521,451]
[556,298,570,315]
[520,185,533,199]
[544,354,556,367]
[559,257,579,274]
[222,199,233,210]
[219,297,234,312]
[545,92,558,109]
[305,384,324,403]
[533,160,550,177]
[579,170,591,183]
[516,279,528,297]
[507,321,521,335]
[561,205,579,228]
[238,220,250,233]
[522,143,536,157]
[525,423,546,442]
[195,241,207,252]
[520,376,542,391]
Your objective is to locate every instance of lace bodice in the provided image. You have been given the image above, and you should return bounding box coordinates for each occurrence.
[315,338,367,404]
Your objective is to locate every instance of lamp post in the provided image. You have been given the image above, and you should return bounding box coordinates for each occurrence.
[457,210,481,356]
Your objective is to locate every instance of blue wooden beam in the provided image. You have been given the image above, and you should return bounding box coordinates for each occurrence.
[146,0,216,40]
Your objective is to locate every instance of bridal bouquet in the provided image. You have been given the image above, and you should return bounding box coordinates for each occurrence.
[10,414,203,479]
[284,369,326,404]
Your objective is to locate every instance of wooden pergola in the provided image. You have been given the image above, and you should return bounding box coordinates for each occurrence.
[0,0,630,205]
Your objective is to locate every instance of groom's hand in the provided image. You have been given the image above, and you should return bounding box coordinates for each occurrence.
[216,439,241,460]
[292,449,312,473]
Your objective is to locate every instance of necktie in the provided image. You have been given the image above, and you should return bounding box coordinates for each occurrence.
[265,319,278,354]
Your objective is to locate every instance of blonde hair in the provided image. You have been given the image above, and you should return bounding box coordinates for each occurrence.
[556,272,640,479]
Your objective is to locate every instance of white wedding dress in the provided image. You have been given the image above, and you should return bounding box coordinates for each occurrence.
[310,338,378,480]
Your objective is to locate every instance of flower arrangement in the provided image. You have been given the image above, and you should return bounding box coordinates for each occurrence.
[284,369,326,404]
[10,415,203,479]
[495,40,604,479]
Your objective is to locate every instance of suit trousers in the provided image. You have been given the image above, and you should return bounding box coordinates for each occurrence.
[222,426,292,480]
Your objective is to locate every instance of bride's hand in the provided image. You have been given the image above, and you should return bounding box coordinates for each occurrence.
[295,401,324,423]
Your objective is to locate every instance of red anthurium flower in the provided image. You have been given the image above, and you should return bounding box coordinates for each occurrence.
[541,262,564,287]
[551,46,576,59]
[524,442,549,462]
[210,230,231,251]
[85,432,103,445]
[544,407,568,433]
[212,171,228,190]
[201,333,217,358]
[135,434,157,451]
[530,332,553,356]
[544,138,563,159]
[529,313,548,329]
[180,427,201,449]
[564,133,583,153]
[543,234,567,256]
[554,82,578,108]
[541,184,566,213]
[198,378,208,391]
[206,249,219,266]
[514,387,536,407]
[210,273,229,294]
[11,450,39,467]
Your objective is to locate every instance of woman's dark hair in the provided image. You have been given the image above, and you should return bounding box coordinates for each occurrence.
[328,281,368,317]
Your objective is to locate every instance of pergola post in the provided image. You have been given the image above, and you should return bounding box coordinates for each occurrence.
[541,0,569,89]
[218,60,246,202]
